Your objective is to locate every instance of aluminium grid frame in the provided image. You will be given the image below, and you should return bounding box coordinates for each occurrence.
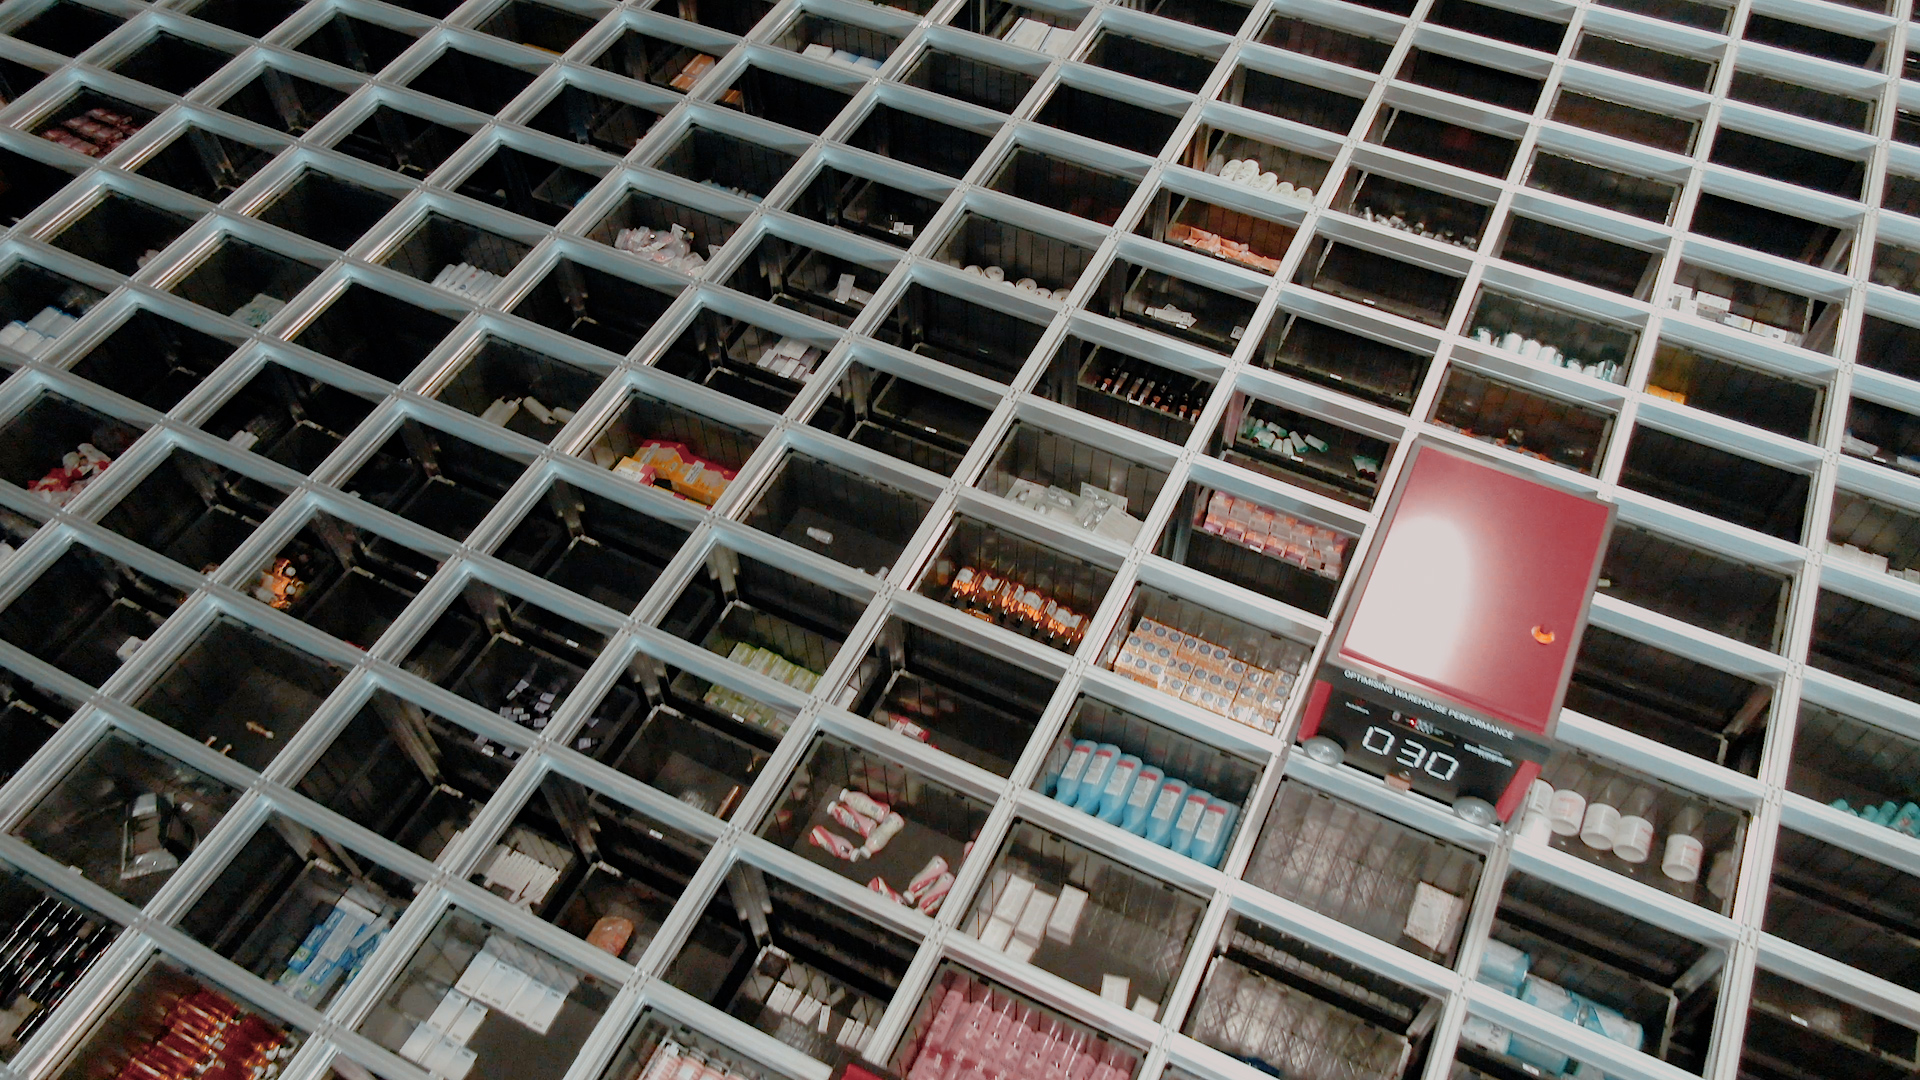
[0,0,1905,1077]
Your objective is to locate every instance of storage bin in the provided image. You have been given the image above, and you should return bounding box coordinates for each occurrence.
[1248,780,1483,962]
[616,703,770,819]
[1693,194,1849,268]
[91,449,281,571]
[1741,970,1920,1080]
[1400,49,1543,113]
[218,67,348,136]
[1295,237,1464,327]
[1464,287,1638,383]
[1158,482,1357,614]
[1645,342,1824,440]
[1136,187,1297,275]
[1810,588,1920,706]
[1217,393,1396,508]
[1599,523,1792,652]
[33,89,154,159]
[175,813,411,1010]
[1035,335,1218,443]
[1827,485,1920,590]
[341,421,530,541]
[725,233,892,329]
[1035,85,1184,156]
[1145,0,1253,32]
[168,236,323,327]
[1186,917,1427,1080]
[477,0,599,54]
[977,421,1170,543]
[13,732,239,906]
[1525,151,1678,222]
[808,361,993,475]
[134,125,278,204]
[0,543,185,687]
[1766,828,1920,991]
[404,47,538,116]
[599,1009,799,1080]
[948,2,1085,48]
[1620,426,1810,541]
[0,391,139,501]
[357,905,618,1080]
[719,66,854,136]
[787,165,945,247]
[136,616,347,771]
[529,83,673,156]
[654,126,798,202]
[1370,107,1518,178]
[1499,215,1660,296]
[660,0,776,36]
[291,282,459,383]
[1083,31,1215,92]
[1567,625,1773,773]
[47,192,196,278]
[892,965,1144,1080]
[986,146,1141,226]
[1095,585,1314,729]
[67,308,240,411]
[845,616,1055,775]
[592,28,728,93]
[1259,13,1395,70]
[1430,365,1615,475]
[876,281,1049,382]
[664,868,916,1067]
[1710,129,1864,200]
[430,336,606,443]
[1596,0,1729,32]
[333,104,474,178]
[938,212,1095,296]
[903,47,1037,112]
[1089,257,1262,354]
[251,510,428,646]
[651,308,820,412]
[1260,313,1430,411]
[0,672,75,787]
[107,32,233,96]
[1339,169,1490,250]
[455,145,600,227]
[1668,262,1835,352]
[1744,14,1878,68]
[48,955,301,1080]
[0,150,78,227]
[847,103,994,178]
[587,182,742,261]
[511,258,679,356]
[1857,314,1920,381]
[1220,65,1366,134]
[1725,71,1872,133]
[962,822,1208,1012]
[741,452,932,576]
[918,516,1119,652]
[1428,0,1566,52]
[10,1,123,56]
[293,12,420,75]
[582,389,762,503]
[377,212,531,300]
[0,868,120,1060]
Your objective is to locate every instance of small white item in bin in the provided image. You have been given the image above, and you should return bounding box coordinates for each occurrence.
[859,811,905,857]
[984,265,1006,282]
[981,915,1017,950]
[838,788,890,819]
[232,293,286,329]
[1046,885,1088,943]
[806,526,835,545]
[1004,938,1037,964]
[523,397,555,424]
[455,952,497,996]
[1004,16,1050,50]
[481,397,520,426]
[1015,277,1038,292]
[804,44,835,60]
[1403,881,1464,952]
[1100,974,1130,1006]
[1014,890,1058,947]
[229,429,259,451]
[429,990,470,1031]
[116,636,144,662]
[834,273,857,305]
[449,1000,487,1043]
[1131,996,1158,1021]
[400,1021,440,1064]
[991,874,1037,924]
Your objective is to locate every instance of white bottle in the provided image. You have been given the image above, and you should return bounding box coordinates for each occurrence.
[1580,778,1625,851]
[1518,779,1554,843]
[1663,807,1705,882]
[1612,787,1657,863]
[1547,764,1588,836]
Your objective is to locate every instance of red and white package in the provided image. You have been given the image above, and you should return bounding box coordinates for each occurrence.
[905,856,950,902]
[838,788,890,819]
[828,800,879,837]
[916,872,955,915]
[868,876,904,904]
[807,825,862,861]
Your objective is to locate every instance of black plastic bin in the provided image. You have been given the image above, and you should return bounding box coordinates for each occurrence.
[529,83,669,156]
[67,308,240,412]
[1464,287,1638,382]
[593,28,726,93]
[431,336,606,442]
[10,2,124,56]
[918,515,1118,652]
[0,392,139,500]
[1500,215,1660,296]
[1620,427,1810,541]
[0,149,77,226]
[938,212,1094,295]
[378,211,531,297]
[877,281,1048,382]
[218,67,348,136]
[847,104,993,178]
[987,146,1140,226]
[0,869,120,1060]
[1400,48,1542,112]
[48,192,196,277]
[1600,523,1792,652]
[582,389,762,505]
[1096,584,1313,731]
[12,733,238,906]
[1371,107,1518,178]
[0,672,76,788]
[294,12,419,74]
[456,145,601,227]
[846,616,1056,776]
[1550,90,1697,154]
[1260,12,1394,69]
[1258,313,1430,411]
[1295,238,1464,327]
[1084,31,1215,92]
[341,420,530,542]
[1526,152,1678,222]
[1810,588,1920,706]
[1671,261,1832,352]
[740,452,931,575]
[1217,394,1394,508]
[1090,258,1261,355]
[1709,128,1864,199]
[0,544,186,687]
[663,867,917,1068]
[108,32,233,96]
[254,511,430,647]
[1427,0,1566,50]
[1247,778,1483,962]
[808,361,993,475]
[291,282,460,383]
[1645,343,1822,440]
[135,126,278,203]
[725,234,891,329]
[651,308,821,413]
[904,48,1036,112]
[1159,482,1355,614]
[616,704,769,820]
[1034,84,1182,156]
[655,126,797,201]
[977,421,1170,541]
[512,258,679,356]
[1222,65,1366,134]
[403,47,536,116]
[788,165,944,248]
[477,0,598,53]
[587,182,742,260]
[1741,969,1920,1080]
[1339,170,1489,249]
[332,104,473,177]
[1858,315,1920,381]
[1036,335,1218,444]
[719,65,853,136]
[136,616,346,771]
[1137,188,1297,274]
[253,168,400,251]
[1693,194,1848,267]
[168,236,323,328]
[33,89,154,159]
[1431,366,1614,476]
[1566,625,1772,773]
[1576,34,1711,89]
[662,0,775,36]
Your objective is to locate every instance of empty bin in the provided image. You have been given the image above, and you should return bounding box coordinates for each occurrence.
[844,616,1057,775]
[740,452,932,575]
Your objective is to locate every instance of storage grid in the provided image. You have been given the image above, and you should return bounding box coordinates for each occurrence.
[0,0,1909,1079]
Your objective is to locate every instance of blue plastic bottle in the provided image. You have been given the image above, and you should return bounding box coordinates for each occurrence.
[1143,778,1189,846]
[1074,744,1121,813]
[1120,766,1165,835]
[1052,740,1097,807]
[1097,754,1143,824]
[1168,788,1212,857]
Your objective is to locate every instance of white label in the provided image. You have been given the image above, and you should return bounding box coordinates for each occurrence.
[1105,763,1134,797]
[1175,795,1207,832]
[1193,805,1227,847]
[1151,785,1183,820]
[1230,325,1245,340]
[1128,774,1158,809]
[1403,882,1464,952]
[1061,746,1092,785]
